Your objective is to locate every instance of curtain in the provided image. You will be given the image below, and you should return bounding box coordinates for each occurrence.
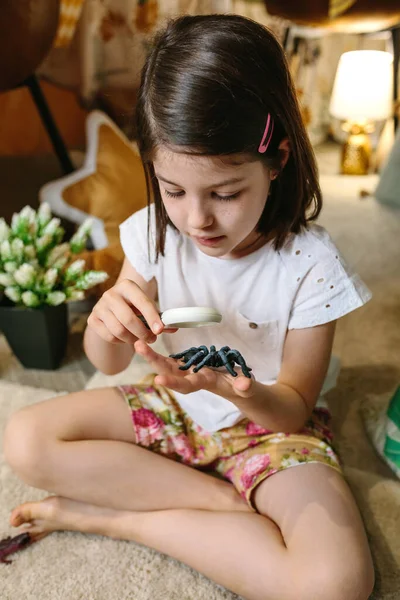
[39,0,388,145]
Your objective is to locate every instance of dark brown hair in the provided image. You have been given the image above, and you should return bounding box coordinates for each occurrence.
[135,14,322,257]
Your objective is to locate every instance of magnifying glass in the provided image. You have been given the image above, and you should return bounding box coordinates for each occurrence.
[139,306,222,329]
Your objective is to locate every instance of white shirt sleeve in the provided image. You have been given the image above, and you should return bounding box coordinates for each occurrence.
[286,226,372,330]
[119,206,157,282]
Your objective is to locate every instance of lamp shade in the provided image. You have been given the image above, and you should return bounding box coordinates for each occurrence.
[329,50,393,121]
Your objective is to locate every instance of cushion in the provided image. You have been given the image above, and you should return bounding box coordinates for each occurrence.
[39,110,148,292]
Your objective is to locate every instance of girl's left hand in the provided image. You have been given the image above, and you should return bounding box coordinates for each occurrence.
[134,340,255,400]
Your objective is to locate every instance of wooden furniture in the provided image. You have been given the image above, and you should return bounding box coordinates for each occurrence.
[265,1,400,33]
[0,0,74,173]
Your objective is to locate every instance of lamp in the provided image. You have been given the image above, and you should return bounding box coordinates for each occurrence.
[329,50,393,175]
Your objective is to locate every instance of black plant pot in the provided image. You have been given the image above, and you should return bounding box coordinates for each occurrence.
[0,300,68,370]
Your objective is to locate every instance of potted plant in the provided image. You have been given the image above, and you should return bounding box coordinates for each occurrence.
[0,203,108,369]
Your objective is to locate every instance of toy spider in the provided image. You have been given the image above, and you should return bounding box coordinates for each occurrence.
[0,532,32,564]
[170,345,252,378]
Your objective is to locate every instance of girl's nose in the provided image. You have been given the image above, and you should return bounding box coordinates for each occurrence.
[187,198,214,230]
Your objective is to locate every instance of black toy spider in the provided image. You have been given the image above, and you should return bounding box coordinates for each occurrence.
[170,345,252,378]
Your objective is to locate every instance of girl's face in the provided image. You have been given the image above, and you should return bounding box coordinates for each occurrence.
[153,147,273,259]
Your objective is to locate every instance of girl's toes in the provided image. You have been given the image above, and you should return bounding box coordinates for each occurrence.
[9,500,49,528]
[9,505,31,527]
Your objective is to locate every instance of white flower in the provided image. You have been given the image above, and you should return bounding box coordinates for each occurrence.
[0,272,15,286]
[66,289,85,301]
[46,243,69,267]
[1,240,12,261]
[46,291,66,306]
[14,263,37,288]
[21,290,40,308]
[4,261,17,274]
[52,256,68,270]
[77,218,93,237]
[69,219,93,252]
[65,259,85,281]
[36,234,53,252]
[4,286,21,303]
[28,219,38,237]
[11,213,19,231]
[11,238,24,261]
[22,206,37,233]
[75,270,108,290]
[43,268,58,288]
[43,217,61,236]
[24,245,36,260]
[19,206,36,223]
[0,218,10,242]
[37,202,51,227]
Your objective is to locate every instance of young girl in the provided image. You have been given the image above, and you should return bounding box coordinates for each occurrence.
[4,14,374,600]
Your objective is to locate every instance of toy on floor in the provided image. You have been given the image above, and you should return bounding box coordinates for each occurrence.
[170,345,252,378]
[0,532,32,564]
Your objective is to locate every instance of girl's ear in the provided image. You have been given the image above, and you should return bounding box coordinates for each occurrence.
[270,138,290,180]
[278,137,290,169]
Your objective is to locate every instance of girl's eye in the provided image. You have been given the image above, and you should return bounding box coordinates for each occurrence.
[163,190,240,201]
[213,192,240,202]
[164,190,184,198]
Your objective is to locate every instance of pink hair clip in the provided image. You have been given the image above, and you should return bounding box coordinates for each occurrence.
[258,114,274,153]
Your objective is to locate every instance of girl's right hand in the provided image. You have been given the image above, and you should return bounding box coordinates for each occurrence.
[87,278,167,345]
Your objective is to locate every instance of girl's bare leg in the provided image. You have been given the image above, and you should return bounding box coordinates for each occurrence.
[10,464,374,600]
[3,388,245,513]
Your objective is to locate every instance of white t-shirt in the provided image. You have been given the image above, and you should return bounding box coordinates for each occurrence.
[120,206,371,432]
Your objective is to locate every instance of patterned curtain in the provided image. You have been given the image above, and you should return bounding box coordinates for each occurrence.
[40,0,286,102]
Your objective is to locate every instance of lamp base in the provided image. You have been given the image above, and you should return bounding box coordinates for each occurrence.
[340,123,372,175]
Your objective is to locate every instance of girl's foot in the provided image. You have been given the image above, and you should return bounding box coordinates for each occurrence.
[10,496,127,541]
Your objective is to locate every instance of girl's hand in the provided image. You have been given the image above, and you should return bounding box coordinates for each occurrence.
[87,279,177,346]
[135,340,255,399]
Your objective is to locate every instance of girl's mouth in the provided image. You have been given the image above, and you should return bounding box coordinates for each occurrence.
[193,235,226,247]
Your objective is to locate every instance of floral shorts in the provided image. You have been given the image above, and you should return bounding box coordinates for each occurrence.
[118,375,342,510]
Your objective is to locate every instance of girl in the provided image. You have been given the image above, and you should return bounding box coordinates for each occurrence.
[4,14,374,600]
